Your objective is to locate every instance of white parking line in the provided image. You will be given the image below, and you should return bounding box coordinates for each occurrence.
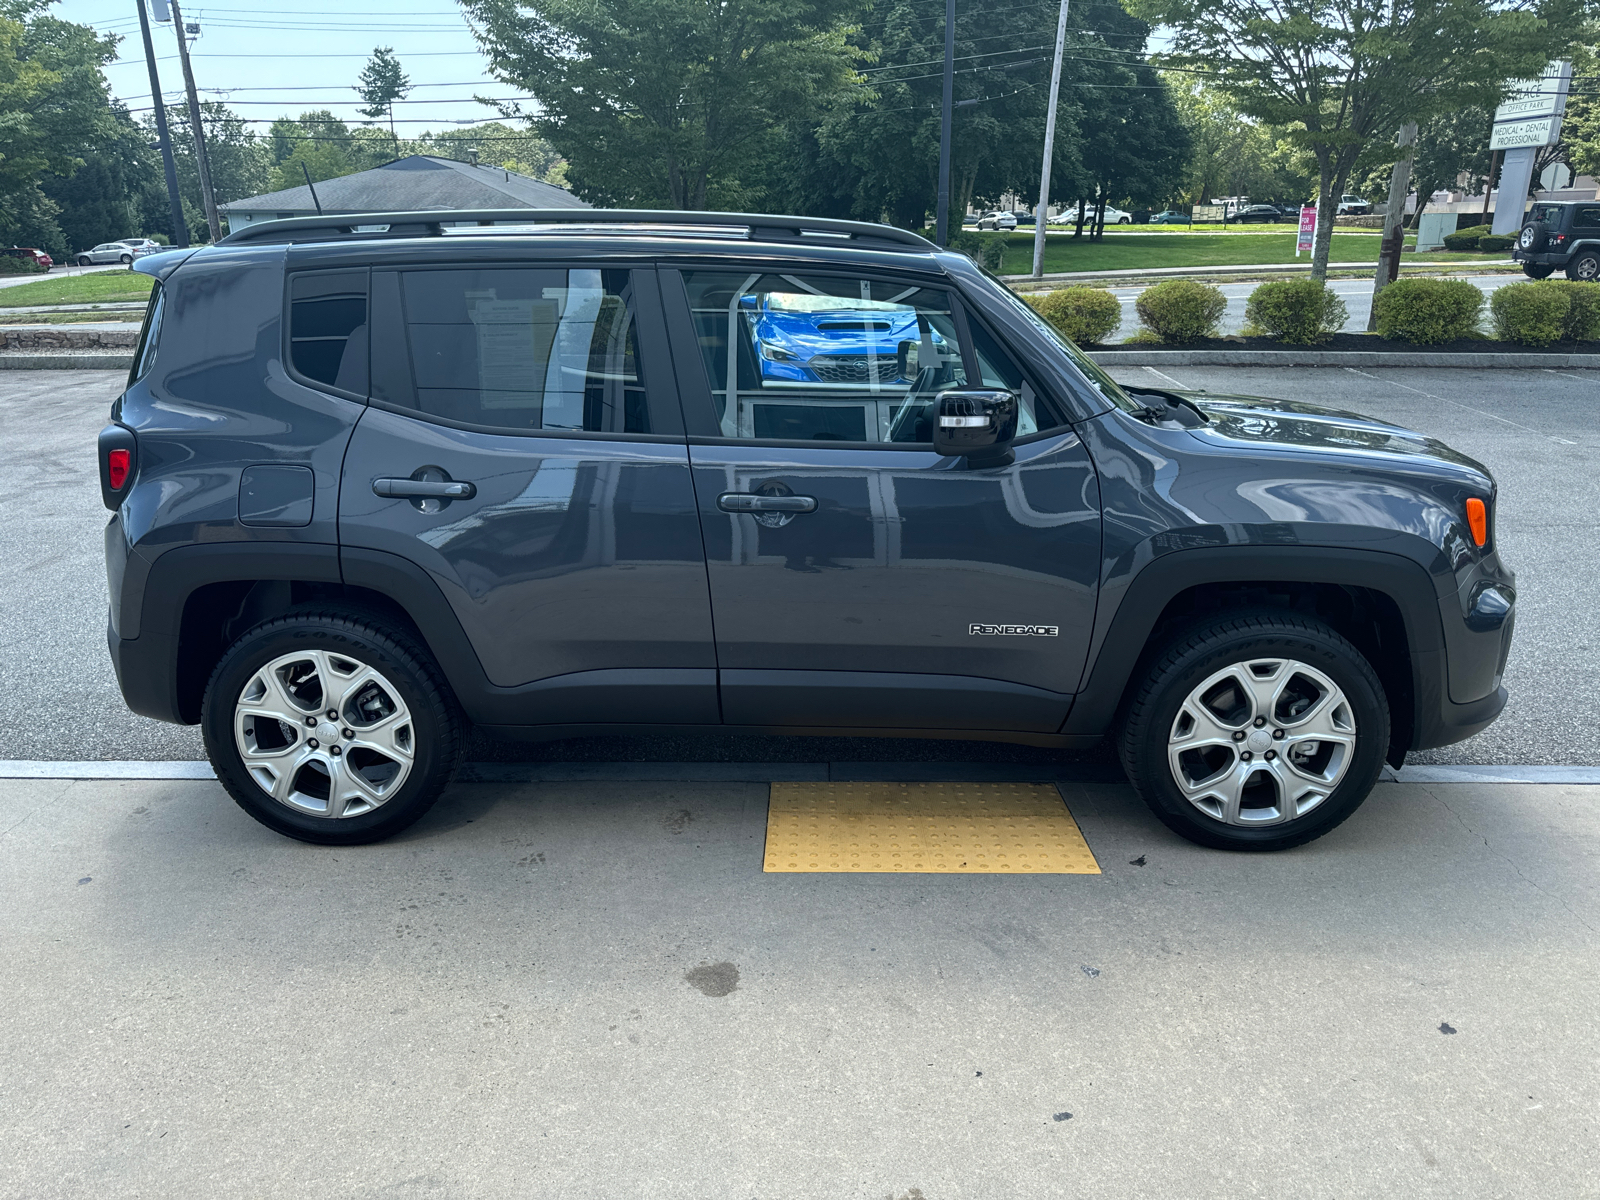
[1343,366,1579,445]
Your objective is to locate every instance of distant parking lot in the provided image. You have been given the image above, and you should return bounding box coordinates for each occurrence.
[2,365,1594,767]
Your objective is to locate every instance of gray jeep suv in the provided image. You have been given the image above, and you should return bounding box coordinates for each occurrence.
[100,210,1516,850]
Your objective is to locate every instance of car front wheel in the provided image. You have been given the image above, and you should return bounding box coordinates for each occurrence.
[1119,613,1388,851]
[202,610,462,845]
[1565,251,1600,282]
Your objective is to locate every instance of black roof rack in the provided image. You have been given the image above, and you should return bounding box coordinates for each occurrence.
[215,208,938,251]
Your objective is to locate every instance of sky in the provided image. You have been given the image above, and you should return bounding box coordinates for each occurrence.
[78,0,516,137]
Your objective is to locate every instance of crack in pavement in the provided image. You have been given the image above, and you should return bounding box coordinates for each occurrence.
[1424,783,1598,935]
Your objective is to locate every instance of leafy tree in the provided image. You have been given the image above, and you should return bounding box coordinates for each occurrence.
[266,110,386,190]
[44,105,160,252]
[356,46,411,154]
[1169,80,1313,206]
[1075,50,1191,235]
[462,0,870,208]
[0,0,127,252]
[1129,0,1582,278]
[415,121,568,185]
[151,101,269,241]
[1350,106,1492,226]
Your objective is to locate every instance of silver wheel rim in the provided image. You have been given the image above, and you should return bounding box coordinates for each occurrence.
[1579,258,1599,280]
[233,649,415,818]
[1167,657,1356,827]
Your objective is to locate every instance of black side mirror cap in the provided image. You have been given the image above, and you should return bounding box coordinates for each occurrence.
[932,388,1018,467]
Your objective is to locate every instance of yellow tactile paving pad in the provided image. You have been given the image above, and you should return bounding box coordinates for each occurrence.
[764,782,1100,874]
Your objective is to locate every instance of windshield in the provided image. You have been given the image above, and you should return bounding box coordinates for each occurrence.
[977,269,1139,413]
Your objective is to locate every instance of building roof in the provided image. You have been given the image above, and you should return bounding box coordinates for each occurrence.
[221,154,588,215]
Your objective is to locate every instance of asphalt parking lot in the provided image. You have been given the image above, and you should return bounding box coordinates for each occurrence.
[3,774,1597,1197]
[2,366,1594,767]
[3,366,1598,1197]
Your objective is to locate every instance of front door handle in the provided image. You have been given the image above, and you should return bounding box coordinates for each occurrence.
[717,492,817,514]
[373,478,476,500]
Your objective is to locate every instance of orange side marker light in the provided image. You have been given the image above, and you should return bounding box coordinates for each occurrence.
[1465,497,1487,548]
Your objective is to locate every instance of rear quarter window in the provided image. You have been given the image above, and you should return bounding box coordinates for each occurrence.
[128,280,165,386]
[288,269,368,396]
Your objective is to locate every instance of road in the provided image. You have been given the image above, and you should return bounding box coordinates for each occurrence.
[2,367,1595,766]
[1,772,1597,1196]
[0,262,124,291]
[1102,273,1521,339]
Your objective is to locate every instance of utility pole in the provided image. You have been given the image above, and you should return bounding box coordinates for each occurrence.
[166,0,221,242]
[934,0,955,247]
[135,0,188,248]
[1366,121,1417,331]
[1032,0,1070,278]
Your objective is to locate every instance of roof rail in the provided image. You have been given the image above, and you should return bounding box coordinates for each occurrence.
[215,209,938,251]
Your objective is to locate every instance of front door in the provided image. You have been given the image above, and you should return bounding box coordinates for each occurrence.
[662,266,1101,734]
[336,262,717,726]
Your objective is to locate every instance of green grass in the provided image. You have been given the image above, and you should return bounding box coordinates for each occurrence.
[0,272,155,308]
[982,231,1506,275]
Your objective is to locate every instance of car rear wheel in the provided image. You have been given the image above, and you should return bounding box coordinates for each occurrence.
[1522,263,1555,279]
[1565,251,1600,282]
[1119,613,1388,852]
[201,610,461,845]
[119,253,132,264]
[77,255,91,266]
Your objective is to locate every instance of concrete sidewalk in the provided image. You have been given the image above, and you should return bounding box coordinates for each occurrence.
[3,775,1595,1198]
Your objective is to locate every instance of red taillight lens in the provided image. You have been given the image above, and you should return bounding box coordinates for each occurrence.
[107,447,130,490]
[1465,497,1487,548]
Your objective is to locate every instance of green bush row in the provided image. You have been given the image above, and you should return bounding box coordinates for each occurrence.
[1021,276,1600,348]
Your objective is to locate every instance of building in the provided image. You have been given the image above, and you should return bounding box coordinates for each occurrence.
[221,154,588,231]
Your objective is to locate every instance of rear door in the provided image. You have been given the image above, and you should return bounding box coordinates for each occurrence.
[661,265,1101,734]
[333,261,718,727]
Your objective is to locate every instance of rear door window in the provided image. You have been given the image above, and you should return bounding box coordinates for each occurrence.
[370,266,648,434]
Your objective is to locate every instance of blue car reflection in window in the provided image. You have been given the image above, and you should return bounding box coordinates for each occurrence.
[741,292,950,390]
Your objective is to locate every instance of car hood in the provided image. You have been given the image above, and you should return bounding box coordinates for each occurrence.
[1180,392,1492,483]
[756,308,928,357]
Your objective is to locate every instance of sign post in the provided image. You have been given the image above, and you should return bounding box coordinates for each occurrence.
[1296,206,1316,257]
[1489,60,1572,236]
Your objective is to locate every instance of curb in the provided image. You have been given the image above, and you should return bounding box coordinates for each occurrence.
[1088,349,1600,369]
[4,759,1598,785]
[0,353,133,370]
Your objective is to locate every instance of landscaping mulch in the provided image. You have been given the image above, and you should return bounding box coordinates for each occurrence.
[1096,333,1600,355]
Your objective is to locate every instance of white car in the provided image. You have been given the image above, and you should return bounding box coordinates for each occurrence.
[1101,206,1133,224]
[975,211,1017,231]
[117,239,163,256]
[76,242,142,266]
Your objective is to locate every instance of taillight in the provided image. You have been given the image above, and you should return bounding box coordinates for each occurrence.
[107,448,130,490]
[1465,497,1488,548]
[98,423,137,510]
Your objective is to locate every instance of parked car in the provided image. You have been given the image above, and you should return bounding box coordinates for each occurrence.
[0,246,51,271]
[975,211,1017,231]
[1150,210,1190,225]
[1101,206,1133,224]
[117,239,163,257]
[1235,204,1288,224]
[100,209,1515,851]
[1511,201,1600,280]
[1336,195,1371,216]
[1013,212,1036,227]
[77,242,140,266]
[739,290,949,388]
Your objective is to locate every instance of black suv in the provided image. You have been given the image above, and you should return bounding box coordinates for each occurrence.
[1513,201,1600,279]
[101,210,1516,850]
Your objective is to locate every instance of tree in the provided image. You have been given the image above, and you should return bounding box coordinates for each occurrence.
[415,121,568,184]
[152,101,269,242]
[356,46,411,155]
[1128,0,1581,278]
[1169,80,1314,206]
[266,110,386,191]
[462,0,869,209]
[0,0,126,252]
[1350,106,1491,226]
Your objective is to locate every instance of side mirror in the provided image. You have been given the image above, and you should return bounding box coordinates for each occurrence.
[896,339,918,379]
[932,388,1018,467]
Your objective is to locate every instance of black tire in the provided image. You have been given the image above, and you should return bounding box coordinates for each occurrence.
[1522,263,1555,279]
[1566,251,1600,282]
[119,253,132,264]
[201,610,462,845]
[77,255,91,266]
[1118,612,1389,852]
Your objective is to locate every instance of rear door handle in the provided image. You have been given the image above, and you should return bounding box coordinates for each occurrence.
[717,492,817,514]
[373,478,476,500]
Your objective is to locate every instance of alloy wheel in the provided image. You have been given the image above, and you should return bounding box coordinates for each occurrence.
[233,649,415,818]
[1167,657,1356,826]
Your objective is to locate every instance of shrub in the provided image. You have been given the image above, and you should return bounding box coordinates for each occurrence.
[1024,286,1121,344]
[1372,278,1484,344]
[1442,223,1492,251]
[0,256,43,275]
[1134,279,1226,343]
[1490,282,1568,346]
[1477,234,1514,252]
[949,230,1006,271]
[1243,280,1349,344]
[1489,280,1600,345]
